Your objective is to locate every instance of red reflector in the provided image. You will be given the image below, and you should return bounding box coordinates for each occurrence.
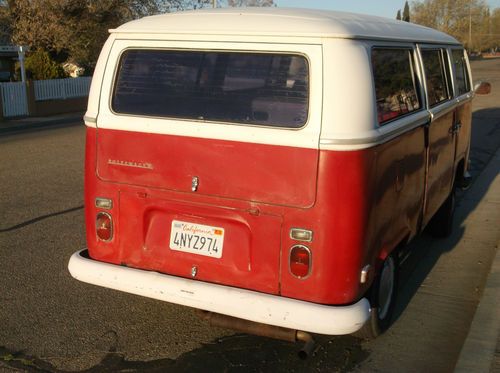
[96,212,113,241]
[289,245,311,278]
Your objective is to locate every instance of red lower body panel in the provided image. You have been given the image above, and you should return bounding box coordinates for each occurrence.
[86,125,430,306]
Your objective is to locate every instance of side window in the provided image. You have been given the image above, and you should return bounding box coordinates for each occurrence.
[421,49,451,107]
[372,48,421,125]
[451,49,471,96]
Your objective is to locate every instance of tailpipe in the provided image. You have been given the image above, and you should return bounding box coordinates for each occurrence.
[296,330,315,360]
[196,310,315,358]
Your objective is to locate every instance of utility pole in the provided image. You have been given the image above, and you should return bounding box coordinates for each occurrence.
[213,0,217,8]
[18,46,27,83]
[469,0,472,51]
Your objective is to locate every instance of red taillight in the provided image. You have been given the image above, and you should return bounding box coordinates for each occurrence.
[96,212,113,241]
[289,245,311,278]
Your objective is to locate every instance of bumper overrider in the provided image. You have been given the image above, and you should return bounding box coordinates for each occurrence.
[68,249,370,335]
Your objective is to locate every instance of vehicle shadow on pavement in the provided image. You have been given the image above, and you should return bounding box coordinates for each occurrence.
[1,334,369,372]
[0,116,84,137]
[391,106,500,326]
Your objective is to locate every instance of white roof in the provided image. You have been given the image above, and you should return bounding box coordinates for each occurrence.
[112,8,459,45]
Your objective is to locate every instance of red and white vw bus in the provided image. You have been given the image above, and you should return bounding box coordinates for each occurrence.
[69,8,487,347]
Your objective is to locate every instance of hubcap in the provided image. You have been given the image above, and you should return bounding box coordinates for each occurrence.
[378,256,395,320]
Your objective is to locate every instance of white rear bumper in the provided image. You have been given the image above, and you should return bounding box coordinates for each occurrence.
[68,250,370,335]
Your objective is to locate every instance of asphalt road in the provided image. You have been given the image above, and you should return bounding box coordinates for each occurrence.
[0,59,499,373]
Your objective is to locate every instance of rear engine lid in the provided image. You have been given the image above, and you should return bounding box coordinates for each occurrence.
[96,129,318,208]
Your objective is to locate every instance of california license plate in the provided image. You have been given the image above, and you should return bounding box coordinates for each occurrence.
[169,220,224,258]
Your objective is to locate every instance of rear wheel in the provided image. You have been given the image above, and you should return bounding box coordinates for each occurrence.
[355,253,398,340]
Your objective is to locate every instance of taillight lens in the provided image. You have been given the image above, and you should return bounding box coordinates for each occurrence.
[289,245,311,278]
[96,212,113,241]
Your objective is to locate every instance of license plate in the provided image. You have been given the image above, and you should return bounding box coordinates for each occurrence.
[169,220,224,258]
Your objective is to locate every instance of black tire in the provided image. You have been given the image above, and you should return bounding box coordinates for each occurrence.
[428,189,455,238]
[354,253,398,340]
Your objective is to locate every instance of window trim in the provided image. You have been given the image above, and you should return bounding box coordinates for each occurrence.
[370,46,424,126]
[419,47,453,108]
[109,47,312,131]
[450,48,472,98]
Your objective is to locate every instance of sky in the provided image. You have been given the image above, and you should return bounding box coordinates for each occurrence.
[276,0,500,19]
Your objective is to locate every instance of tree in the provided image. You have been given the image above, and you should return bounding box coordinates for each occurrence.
[491,8,500,51]
[21,49,66,80]
[411,0,490,51]
[477,7,492,52]
[6,0,163,71]
[396,9,402,20]
[403,1,410,22]
[3,0,276,73]
[0,1,11,43]
[163,0,274,11]
[227,0,274,6]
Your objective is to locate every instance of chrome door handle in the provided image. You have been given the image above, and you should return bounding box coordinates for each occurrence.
[451,122,462,133]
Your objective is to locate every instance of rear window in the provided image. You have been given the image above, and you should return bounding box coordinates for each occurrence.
[112,50,309,128]
[451,49,470,96]
[421,49,451,107]
[372,48,421,125]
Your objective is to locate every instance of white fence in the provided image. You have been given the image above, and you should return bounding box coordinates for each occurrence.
[34,77,92,101]
[0,77,91,117]
[1,82,28,117]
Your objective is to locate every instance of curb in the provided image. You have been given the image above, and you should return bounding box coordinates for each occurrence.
[455,247,500,372]
[454,148,500,373]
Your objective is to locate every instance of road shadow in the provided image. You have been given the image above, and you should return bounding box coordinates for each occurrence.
[0,205,83,233]
[391,106,500,324]
[1,334,369,373]
[0,119,83,138]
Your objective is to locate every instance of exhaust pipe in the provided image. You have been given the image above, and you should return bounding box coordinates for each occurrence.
[296,330,315,360]
[196,310,315,358]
